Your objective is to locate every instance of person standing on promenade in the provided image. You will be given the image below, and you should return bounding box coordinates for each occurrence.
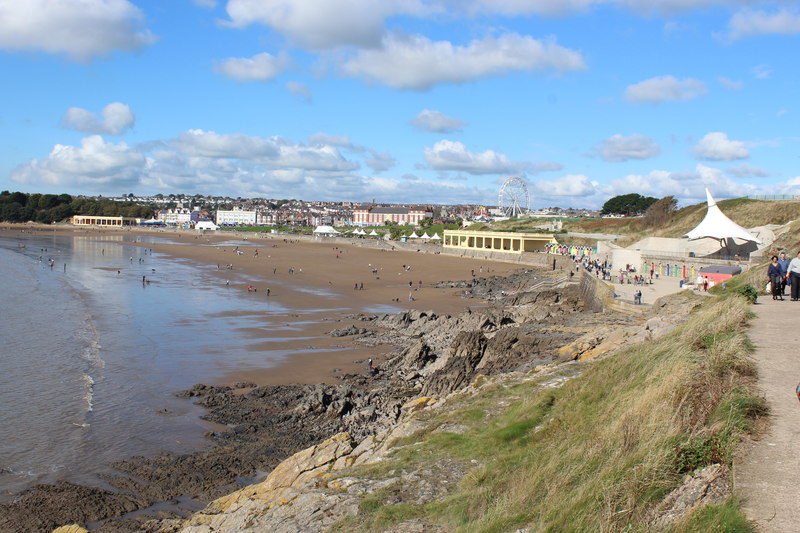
[788,251,800,301]
[768,256,784,301]
[777,251,790,295]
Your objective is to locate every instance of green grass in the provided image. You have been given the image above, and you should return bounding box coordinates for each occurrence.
[331,293,764,532]
[669,496,752,533]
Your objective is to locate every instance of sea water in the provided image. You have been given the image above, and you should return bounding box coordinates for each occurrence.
[0,232,298,501]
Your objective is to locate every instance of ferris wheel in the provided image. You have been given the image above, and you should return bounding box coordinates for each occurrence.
[498,176,530,218]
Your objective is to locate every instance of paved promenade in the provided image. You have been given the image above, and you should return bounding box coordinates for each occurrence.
[735,295,800,532]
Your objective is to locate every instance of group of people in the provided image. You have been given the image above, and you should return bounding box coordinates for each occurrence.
[768,251,800,301]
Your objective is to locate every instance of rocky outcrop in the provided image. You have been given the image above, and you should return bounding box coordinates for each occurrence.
[649,464,730,529]
[180,433,360,533]
[423,330,488,397]
[0,482,144,533]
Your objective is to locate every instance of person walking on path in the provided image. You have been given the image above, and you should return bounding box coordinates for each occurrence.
[788,251,800,301]
[768,256,784,301]
[777,251,790,295]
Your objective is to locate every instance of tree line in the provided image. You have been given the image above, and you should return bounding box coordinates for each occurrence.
[0,191,154,224]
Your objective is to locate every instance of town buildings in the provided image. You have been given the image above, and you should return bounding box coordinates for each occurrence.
[353,205,432,226]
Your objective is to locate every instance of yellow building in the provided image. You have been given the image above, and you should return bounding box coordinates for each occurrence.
[443,230,557,254]
[71,215,138,227]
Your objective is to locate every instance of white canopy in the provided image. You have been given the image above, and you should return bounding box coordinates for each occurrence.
[430,233,441,240]
[313,225,340,235]
[368,229,379,236]
[420,232,431,239]
[685,189,761,244]
[408,231,420,239]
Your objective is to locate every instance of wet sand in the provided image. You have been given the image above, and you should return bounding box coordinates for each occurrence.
[2,224,524,387]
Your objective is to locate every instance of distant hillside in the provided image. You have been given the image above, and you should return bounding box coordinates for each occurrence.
[561,198,800,245]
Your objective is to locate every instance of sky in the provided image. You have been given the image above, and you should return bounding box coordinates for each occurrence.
[1,0,799,209]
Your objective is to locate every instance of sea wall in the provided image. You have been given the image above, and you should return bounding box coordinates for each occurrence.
[440,247,572,269]
[579,270,646,316]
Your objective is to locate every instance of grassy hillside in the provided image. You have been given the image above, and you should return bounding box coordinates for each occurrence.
[484,199,800,244]
[332,293,763,532]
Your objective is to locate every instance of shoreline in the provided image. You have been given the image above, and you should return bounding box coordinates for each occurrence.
[2,223,523,386]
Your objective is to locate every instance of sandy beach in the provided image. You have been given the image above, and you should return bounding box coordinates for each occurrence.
[1,224,525,386]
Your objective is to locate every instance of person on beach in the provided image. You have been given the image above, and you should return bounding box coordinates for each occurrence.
[768,256,784,301]
[788,251,800,301]
[777,251,790,295]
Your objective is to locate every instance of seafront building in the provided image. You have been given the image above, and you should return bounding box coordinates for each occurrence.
[443,230,557,254]
[71,215,138,227]
[353,205,432,226]
[216,208,257,226]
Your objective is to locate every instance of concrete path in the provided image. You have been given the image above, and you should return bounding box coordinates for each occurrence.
[735,295,800,532]
[606,274,698,305]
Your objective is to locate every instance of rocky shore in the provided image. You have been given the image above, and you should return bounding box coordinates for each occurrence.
[0,268,686,532]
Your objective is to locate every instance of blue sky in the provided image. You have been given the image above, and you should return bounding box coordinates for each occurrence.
[1,0,799,208]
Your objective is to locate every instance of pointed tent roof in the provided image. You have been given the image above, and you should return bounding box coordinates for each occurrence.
[420,232,431,239]
[313,225,339,234]
[368,229,378,236]
[430,233,441,240]
[684,189,761,244]
[408,231,420,239]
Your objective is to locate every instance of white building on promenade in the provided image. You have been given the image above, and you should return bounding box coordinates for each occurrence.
[216,208,257,226]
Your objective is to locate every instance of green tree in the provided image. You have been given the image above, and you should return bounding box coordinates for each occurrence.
[601,193,658,216]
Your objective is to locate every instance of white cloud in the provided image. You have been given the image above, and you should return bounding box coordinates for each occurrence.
[0,0,155,61]
[726,9,800,40]
[365,152,396,172]
[213,52,290,82]
[424,140,521,175]
[531,174,595,198]
[286,81,312,102]
[340,32,585,90]
[223,0,416,50]
[623,75,707,104]
[411,110,468,133]
[273,141,360,171]
[718,77,743,90]
[307,132,395,172]
[171,129,280,159]
[692,132,749,161]
[592,134,661,162]
[11,135,145,189]
[752,64,772,79]
[60,102,135,135]
[726,163,769,178]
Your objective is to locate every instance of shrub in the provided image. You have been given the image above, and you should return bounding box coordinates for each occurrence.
[736,284,758,304]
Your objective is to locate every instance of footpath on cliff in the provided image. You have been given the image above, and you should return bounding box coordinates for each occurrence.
[736,294,800,532]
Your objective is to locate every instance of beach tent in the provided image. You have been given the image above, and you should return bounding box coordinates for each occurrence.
[356,228,366,235]
[408,231,420,239]
[420,232,431,239]
[313,225,340,235]
[368,229,379,236]
[196,221,218,231]
[685,189,761,244]
[430,233,441,240]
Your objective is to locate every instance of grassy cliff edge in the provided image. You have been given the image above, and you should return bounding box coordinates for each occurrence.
[331,294,763,532]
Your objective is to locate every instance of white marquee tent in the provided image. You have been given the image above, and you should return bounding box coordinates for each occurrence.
[685,189,761,244]
[313,225,340,235]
